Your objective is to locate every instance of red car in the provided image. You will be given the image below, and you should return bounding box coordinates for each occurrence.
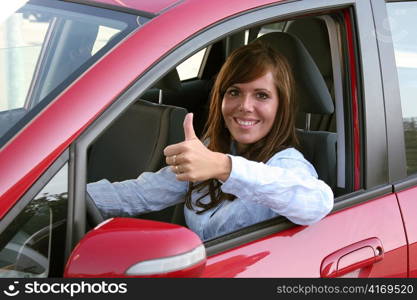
[0,0,416,278]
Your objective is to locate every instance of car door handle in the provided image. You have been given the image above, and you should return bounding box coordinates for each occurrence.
[320,237,384,278]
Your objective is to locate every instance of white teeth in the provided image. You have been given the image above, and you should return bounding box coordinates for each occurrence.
[237,119,256,126]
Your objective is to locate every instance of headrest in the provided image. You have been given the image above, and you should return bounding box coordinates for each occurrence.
[285,18,332,79]
[255,32,334,114]
[153,68,182,92]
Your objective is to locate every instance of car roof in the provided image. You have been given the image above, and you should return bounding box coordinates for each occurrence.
[80,0,183,14]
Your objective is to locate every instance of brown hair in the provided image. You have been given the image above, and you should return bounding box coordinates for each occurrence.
[185,40,298,213]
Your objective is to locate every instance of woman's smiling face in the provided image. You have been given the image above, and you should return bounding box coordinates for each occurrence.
[221,71,279,152]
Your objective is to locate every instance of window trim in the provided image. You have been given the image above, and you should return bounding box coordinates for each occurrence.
[371,0,407,183]
[0,149,69,276]
[71,0,385,251]
[63,0,156,18]
[321,15,348,190]
[0,150,69,234]
[394,175,417,192]
[352,0,390,189]
[197,45,212,79]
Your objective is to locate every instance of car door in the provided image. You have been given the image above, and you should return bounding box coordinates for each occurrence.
[378,0,417,278]
[69,0,408,277]
[200,0,408,277]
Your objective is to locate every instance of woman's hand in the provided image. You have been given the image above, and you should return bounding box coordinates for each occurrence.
[164,113,231,182]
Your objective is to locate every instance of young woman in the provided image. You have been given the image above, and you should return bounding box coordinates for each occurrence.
[87,40,334,241]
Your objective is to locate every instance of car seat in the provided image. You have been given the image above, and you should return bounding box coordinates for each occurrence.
[255,32,337,190]
[285,17,335,132]
[87,70,187,224]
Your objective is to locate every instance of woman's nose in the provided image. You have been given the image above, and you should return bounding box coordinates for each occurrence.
[239,95,254,112]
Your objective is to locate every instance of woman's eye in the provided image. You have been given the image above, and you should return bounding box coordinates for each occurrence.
[227,89,239,97]
[257,92,269,100]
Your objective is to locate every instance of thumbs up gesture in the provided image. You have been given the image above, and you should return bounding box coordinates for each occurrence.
[164,113,231,182]
[183,112,198,141]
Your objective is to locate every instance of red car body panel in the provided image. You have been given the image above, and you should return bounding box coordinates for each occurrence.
[0,0,284,218]
[396,187,417,277]
[202,195,407,277]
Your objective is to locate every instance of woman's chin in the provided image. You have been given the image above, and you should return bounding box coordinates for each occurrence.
[233,137,257,150]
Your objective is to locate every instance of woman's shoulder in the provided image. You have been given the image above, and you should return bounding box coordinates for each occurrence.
[270,147,305,160]
[267,147,318,177]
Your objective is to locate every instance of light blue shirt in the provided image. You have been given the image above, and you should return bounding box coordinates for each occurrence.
[87,147,333,241]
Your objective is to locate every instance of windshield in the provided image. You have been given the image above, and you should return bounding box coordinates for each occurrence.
[0,0,142,147]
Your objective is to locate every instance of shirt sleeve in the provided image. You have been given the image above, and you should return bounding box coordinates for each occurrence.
[86,166,188,219]
[220,149,334,225]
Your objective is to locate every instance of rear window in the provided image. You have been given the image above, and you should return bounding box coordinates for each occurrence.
[387,1,417,175]
[0,0,142,148]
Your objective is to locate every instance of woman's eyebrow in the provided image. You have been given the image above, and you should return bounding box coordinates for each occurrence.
[254,88,272,93]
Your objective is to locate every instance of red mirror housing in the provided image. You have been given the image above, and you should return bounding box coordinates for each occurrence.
[64,218,206,278]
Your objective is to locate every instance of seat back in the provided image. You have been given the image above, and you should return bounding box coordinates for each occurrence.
[87,100,187,183]
[285,17,335,132]
[87,100,187,223]
[255,32,337,190]
[296,130,337,190]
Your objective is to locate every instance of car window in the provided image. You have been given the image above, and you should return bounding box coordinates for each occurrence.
[258,21,286,36]
[84,11,352,235]
[176,48,207,81]
[387,1,417,175]
[0,164,68,278]
[0,0,141,148]
[0,9,49,112]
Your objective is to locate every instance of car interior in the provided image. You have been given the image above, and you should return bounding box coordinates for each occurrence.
[85,14,348,235]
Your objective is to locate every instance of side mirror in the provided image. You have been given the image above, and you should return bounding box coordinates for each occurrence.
[64,218,206,277]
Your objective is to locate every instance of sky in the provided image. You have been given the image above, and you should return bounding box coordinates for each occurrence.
[387,2,417,66]
[387,2,417,119]
[0,1,29,24]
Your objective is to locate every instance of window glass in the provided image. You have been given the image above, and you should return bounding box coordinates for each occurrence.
[387,2,417,175]
[258,21,286,36]
[0,0,141,147]
[0,10,49,111]
[0,164,68,278]
[176,48,206,81]
[92,26,120,55]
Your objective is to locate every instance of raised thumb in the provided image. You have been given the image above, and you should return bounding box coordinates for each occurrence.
[183,113,197,140]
